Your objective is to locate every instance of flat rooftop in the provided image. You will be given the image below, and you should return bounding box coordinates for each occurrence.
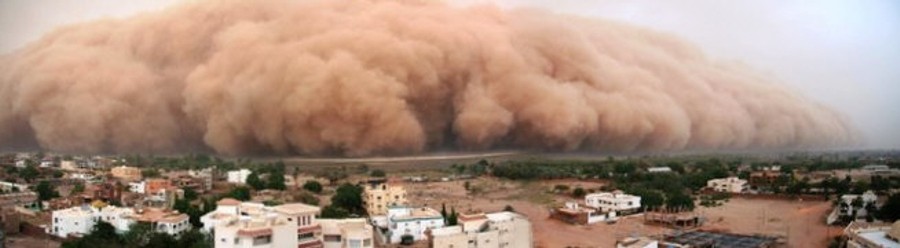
[666,231,777,248]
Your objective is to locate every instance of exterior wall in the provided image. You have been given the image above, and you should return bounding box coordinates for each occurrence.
[486,212,533,248]
[388,217,444,243]
[363,183,407,215]
[706,177,747,193]
[145,179,172,194]
[129,182,146,194]
[227,169,252,184]
[50,206,134,238]
[584,192,641,213]
[111,166,142,181]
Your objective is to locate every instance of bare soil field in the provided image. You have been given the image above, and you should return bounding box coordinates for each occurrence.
[404,177,841,248]
[405,177,670,247]
[699,197,842,248]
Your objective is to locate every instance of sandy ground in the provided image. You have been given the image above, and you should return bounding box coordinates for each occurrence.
[404,177,840,248]
[699,197,842,248]
[405,178,670,247]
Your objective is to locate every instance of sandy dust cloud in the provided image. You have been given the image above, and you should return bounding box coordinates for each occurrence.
[0,0,856,156]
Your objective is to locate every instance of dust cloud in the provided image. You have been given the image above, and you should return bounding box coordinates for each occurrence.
[0,0,856,156]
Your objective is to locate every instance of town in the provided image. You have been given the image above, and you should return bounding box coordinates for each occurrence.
[0,151,898,248]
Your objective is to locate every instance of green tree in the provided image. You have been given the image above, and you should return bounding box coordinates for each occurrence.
[246,172,265,190]
[71,183,86,195]
[182,187,198,201]
[370,169,386,178]
[267,171,287,190]
[629,188,665,210]
[21,165,39,182]
[572,187,587,198]
[330,183,364,215]
[447,207,458,226]
[35,180,60,201]
[321,205,350,218]
[878,193,900,222]
[141,169,161,178]
[666,192,695,212]
[122,222,153,247]
[503,205,515,212]
[303,181,323,194]
[228,186,252,201]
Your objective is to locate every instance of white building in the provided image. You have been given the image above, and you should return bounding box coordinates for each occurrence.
[201,199,323,248]
[585,191,642,214]
[647,167,672,173]
[706,177,748,193]
[320,218,374,248]
[838,191,878,220]
[429,211,533,248]
[129,181,147,194]
[226,169,253,184]
[130,208,192,237]
[376,206,445,244]
[50,204,134,238]
[617,237,659,248]
[844,221,900,248]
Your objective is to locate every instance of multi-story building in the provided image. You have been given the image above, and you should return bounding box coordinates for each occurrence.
[110,166,142,182]
[145,179,173,195]
[429,211,533,248]
[226,169,253,185]
[551,201,616,225]
[375,206,444,244]
[585,191,641,214]
[319,218,374,248]
[835,191,878,222]
[188,168,214,191]
[201,199,323,248]
[844,221,900,248]
[91,182,123,203]
[706,177,748,193]
[50,203,134,238]
[362,179,407,215]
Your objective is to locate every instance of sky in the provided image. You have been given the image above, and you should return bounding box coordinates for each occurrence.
[1,0,898,149]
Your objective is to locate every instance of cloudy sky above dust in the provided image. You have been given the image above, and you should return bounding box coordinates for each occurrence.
[0,0,898,151]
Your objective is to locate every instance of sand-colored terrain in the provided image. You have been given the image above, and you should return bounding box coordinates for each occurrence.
[404,177,840,248]
[699,197,842,248]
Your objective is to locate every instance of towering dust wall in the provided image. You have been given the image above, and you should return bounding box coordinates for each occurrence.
[0,0,856,156]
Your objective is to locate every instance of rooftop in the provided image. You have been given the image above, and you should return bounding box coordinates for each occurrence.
[273,203,320,215]
[666,231,777,248]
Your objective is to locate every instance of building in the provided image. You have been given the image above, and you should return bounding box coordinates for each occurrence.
[226,169,253,184]
[145,179,173,195]
[550,202,616,225]
[188,168,215,191]
[375,206,444,244]
[706,177,748,193]
[362,179,407,215]
[428,211,533,248]
[0,192,38,210]
[585,191,641,214]
[90,182,123,203]
[201,199,323,248]
[129,181,146,194]
[829,191,878,224]
[0,181,28,193]
[60,160,80,171]
[50,203,134,238]
[129,208,191,237]
[662,231,776,248]
[844,221,900,248]
[110,166,142,182]
[617,237,659,248]
[647,167,672,173]
[319,218,374,248]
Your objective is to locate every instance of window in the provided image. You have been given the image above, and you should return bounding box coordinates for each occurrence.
[363,239,372,246]
[234,238,239,244]
[253,235,272,246]
[324,235,342,242]
[298,232,315,241]
[348,240,362,248]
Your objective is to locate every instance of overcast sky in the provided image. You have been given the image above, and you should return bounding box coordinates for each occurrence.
[1,0,898,149]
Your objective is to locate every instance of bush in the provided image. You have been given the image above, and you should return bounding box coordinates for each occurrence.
[572,187,586,198]
[370,169,386,177]
[302,181,323,194]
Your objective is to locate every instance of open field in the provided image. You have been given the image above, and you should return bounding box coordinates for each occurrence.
[699,197,842,248]
[403,176,840,247]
